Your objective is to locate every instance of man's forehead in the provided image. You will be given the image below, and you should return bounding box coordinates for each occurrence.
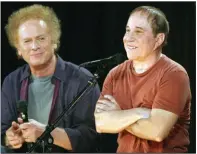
[39,20,47,27]
[18,19,49,39]
[19,19,47,30]
[128,13,148,22]
[127,13,150,29]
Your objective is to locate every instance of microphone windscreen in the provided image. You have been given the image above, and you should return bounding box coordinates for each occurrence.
[17,100,28,122]
[113,53,127,65]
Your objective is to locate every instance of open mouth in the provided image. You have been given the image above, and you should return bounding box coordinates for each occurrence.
[128,46,137,49]
[127,46,137,50]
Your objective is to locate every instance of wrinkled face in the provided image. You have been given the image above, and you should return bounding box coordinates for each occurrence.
[123,12,159,61]
[17,19,56,67]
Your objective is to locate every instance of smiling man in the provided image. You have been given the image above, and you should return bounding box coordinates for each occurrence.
[95,6,191,153]
[1,4,100,153]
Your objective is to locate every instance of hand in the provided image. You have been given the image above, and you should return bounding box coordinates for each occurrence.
[20,119,46,143]
[95,95,121,113]
[5,120,24,149]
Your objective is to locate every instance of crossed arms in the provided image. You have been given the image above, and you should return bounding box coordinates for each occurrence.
[94,95,178,142]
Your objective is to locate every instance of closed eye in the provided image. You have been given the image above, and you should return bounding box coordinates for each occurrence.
[24,40,31,43]
[39,37,45,41]
[135,30,143,33]
[126,28,130,33]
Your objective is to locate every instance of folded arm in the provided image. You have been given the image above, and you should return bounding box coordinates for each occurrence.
[95,95,151,133]
[126,108,178,142]
[95,102,178,141]
[126,71,190,142]
[96,71,190,142]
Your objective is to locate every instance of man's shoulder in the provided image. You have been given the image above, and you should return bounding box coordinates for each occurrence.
[61,61,99,90]
[161,55,188,74]
[108,60,131,76]
[3,64,29,83]
[61,60,94,80]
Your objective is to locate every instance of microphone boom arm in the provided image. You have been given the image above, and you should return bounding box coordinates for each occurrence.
[28,73,99,153]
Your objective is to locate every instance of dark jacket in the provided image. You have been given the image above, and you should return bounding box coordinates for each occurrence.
[1,56,100,152]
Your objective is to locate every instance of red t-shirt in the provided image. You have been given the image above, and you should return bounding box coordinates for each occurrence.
[100,54,191,152]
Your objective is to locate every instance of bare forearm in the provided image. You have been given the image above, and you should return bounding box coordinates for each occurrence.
[126,118,162,141]
[126,109,175,142]
[51,127,72,150]
[95,108,145,133]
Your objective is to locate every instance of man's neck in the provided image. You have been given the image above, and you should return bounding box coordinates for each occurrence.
[133,51,162,74]
[30,55,57,77]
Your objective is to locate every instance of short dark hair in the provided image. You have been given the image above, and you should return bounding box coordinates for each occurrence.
[130,6,169,47]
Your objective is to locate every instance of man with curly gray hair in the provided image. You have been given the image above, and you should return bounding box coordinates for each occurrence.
[1,4,100,153]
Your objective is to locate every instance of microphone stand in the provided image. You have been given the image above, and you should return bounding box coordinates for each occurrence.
[27,71,99,153]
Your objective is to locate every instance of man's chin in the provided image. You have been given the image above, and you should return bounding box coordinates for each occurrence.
[127,54,143,61]
[29,61,44,67]
[127,55,137,61]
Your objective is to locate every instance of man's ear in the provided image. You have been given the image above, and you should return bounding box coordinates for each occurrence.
[15,43,23,58]
[17,50,22,56]
[155,33,165,47]
[16,49,23,59]
[16,45,23,56]
[53,44,57,50]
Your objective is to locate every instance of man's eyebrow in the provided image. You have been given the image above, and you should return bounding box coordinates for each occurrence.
[125,26,145,30]
[36,34,46,38]
[135,26,144,30]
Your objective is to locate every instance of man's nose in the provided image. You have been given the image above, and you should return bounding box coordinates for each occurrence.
[31,40,40,50]
[124,33,136,42]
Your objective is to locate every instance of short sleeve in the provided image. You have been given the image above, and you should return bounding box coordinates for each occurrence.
[153,71,191,115]
[99,70,114,99]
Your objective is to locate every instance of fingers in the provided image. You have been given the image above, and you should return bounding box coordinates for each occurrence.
[97,99,114,107]
[95,108,106,113]
[20,123,41,143]
[9,139,21,147]
[20,123,31,130]
[96,99,113,113]
[99,95,119,107]
[24,138,31,143]
[96,95,120,113]
[29,119,46,129]
[104,95,120,107]
[6,129,14,137]
[6,123,19,137]
[95,103,109,113]
[21,129,28,137]
[11,144,23,149]
[9,143,23,149]
[11,121,19,130]
[22,132,33,143]
[104,95,116,102]
[6,134,23,149]
[5,121,25,148]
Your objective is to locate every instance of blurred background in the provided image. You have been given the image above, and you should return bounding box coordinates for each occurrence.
[1,2,196,152]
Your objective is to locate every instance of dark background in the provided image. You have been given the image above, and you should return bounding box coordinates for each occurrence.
[1,2,196,152]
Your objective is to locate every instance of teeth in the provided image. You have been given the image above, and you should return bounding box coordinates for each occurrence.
[128,46,137,49]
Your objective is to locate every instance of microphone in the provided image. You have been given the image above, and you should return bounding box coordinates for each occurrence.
[17,100,28,122]
[79,53,126,68]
